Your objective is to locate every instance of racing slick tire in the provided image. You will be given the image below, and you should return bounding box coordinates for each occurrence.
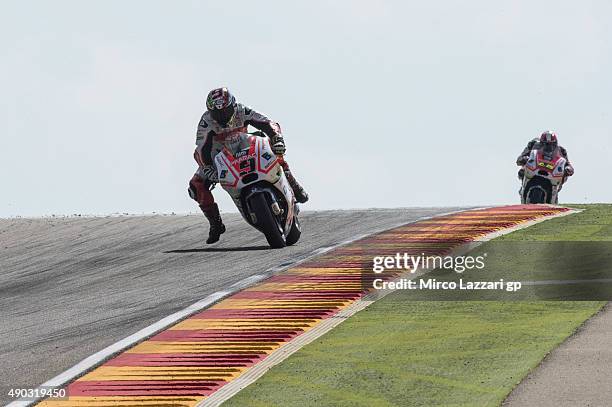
[251,193,286,249]
[285,216,301,246]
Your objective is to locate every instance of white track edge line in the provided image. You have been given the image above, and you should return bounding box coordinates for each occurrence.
[198,206,580,407]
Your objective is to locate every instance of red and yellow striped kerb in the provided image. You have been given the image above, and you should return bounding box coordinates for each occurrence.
[38,205,569,406]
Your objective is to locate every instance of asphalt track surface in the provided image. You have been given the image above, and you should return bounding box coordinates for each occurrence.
[0,208,460,405]
[504,302,612,407]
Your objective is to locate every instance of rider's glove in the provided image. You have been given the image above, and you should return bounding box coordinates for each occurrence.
[271,135,286,155]
[201,165,218,182]
[564,166,574,177]
[517,156,529,166]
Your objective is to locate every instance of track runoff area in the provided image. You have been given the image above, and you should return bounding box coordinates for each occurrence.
[26,205,570,407]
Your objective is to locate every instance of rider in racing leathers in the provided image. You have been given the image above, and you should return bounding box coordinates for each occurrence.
[188,87,309,244]
[516,130,575,180]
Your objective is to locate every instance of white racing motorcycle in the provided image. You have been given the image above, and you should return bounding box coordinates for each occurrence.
[213,132,301,248]
[520,148,569,204]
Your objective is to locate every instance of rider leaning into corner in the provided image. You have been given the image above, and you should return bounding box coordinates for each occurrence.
[188,87,309,244]
[516,130,575,181]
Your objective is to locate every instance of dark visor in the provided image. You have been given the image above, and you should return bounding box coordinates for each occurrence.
[542,142,556,153]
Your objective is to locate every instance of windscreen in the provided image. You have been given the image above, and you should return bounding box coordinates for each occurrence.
[225,133,251,155]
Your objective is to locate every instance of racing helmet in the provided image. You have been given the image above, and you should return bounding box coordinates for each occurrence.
[206,87,236,126]
[539,130,558,154]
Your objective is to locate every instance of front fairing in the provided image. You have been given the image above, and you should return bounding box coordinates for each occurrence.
[523,149,566,186]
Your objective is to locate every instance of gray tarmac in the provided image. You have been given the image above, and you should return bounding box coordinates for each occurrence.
[504,302,612,407]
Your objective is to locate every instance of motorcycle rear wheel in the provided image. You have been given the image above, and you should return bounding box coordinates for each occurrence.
[251,193,286,249]
[285,216,301,246]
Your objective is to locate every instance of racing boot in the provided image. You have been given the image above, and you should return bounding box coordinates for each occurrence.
[280,160,309,203]
[202,203,226,244]
[286,172,309,203]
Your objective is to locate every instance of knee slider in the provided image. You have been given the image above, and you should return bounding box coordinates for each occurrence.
[188,183,197,200]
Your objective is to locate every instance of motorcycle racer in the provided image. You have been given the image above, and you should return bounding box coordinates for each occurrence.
[188,87,309,244]
[516,130,574,180]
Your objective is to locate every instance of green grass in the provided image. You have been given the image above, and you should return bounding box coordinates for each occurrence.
[224,204,612,407]
[495,204,612,242]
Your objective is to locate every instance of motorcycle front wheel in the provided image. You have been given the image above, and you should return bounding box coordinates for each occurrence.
[250,193,286,249]
[527,187,546,204]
